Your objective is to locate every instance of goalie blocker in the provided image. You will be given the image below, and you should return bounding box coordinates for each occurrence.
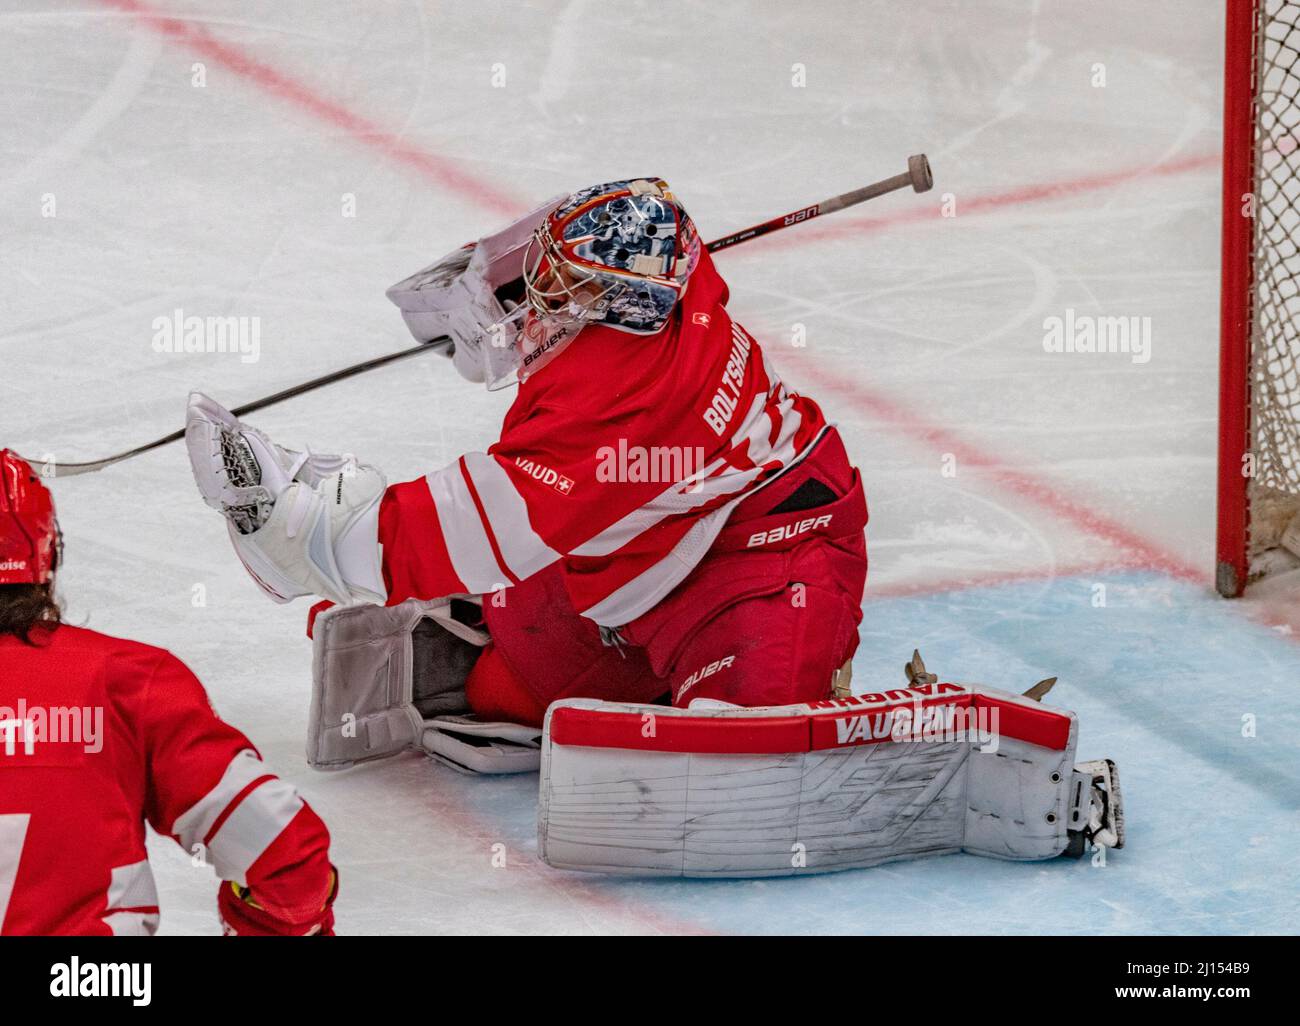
[306,598,543,774]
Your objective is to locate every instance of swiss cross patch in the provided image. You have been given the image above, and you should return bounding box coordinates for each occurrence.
[692,312,711,327]
[555,475,575,495]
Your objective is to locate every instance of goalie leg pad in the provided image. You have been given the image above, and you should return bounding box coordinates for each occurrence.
[539,683,1117,877]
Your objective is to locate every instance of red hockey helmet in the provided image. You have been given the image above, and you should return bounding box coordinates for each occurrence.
[0,450,60,584]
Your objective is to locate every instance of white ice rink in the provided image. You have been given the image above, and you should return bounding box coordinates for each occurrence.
[3,0,1298,933]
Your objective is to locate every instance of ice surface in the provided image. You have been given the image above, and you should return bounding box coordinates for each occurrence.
[2,0,1297,934]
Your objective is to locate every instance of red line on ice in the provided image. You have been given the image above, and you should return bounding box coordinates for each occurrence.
[793,360,1202,583]
[737,151,1221,251]
[95,0,524,216]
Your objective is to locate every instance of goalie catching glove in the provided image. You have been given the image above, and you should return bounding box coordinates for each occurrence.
[184,392,387,606]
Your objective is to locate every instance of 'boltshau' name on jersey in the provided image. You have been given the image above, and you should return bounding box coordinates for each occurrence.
[702,324,753,435]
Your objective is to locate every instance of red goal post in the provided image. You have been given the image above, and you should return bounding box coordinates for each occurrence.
[1218,0,1300,596]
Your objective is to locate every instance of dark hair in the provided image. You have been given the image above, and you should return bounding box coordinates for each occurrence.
[0,583,61,644]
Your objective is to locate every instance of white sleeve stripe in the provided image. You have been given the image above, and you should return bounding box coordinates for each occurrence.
[769,399,803,458]
[425,464,513,591]
[461,453,562,581]
[206,777,305,885]
[727,393,771,463]
[171,749,270,855]
[104,910,160,936]
[107,859,158,911]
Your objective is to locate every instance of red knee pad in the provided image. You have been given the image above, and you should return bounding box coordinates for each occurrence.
[481,564,668,717]
[465,645,550,727]
[670,577,861,708]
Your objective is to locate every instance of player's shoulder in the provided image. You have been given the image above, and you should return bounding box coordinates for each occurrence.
[38,623,191,682]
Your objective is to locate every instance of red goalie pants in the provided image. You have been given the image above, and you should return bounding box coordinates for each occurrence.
[465,430,869,726]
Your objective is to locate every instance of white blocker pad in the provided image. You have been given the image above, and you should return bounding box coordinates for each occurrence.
[385,194,565,384]
[309,597,508,769]
[538,682,1079,877]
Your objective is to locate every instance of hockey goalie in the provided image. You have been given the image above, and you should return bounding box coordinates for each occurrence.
[185,178,1123,876]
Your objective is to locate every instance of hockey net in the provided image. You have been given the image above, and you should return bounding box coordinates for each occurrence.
[1218,0,1300,596]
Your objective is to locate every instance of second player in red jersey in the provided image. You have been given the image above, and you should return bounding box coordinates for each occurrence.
[0,450,337,936]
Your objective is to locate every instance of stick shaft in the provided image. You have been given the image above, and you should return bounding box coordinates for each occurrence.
[36,340,449,477]
[705,167,922,253]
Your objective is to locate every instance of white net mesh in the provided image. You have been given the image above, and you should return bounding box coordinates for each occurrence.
[1249,0,1300,560]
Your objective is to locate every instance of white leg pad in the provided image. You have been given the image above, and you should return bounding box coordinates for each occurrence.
[538,682,1100,877]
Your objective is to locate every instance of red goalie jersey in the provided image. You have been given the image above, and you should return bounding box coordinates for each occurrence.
[0,625,336,936]
[380,247,835,625]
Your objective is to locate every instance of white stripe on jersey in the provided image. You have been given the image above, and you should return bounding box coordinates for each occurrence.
[173,749,268,854]
[461,453,561,580]
[107,858,158,912]
[104,860,160,937]
[104,910,160,936]
[424,464,508,591]
[581,423,825,627]
[569,455,758,559]
[426,457,561,590]
[206,776,304,885]
[574,346,805,567]
[580,501,740,625]
[172,749,302,882]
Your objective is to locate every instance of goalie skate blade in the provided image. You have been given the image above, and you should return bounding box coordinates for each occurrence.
[1102,757,1125,849]
[1070,758,1125,852]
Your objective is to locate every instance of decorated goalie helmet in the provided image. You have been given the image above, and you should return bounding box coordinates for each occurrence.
[525,178,700,334]
[486,177,701,387]
[385,178,701,390]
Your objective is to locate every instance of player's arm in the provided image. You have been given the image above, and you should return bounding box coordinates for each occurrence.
[378,399,658,604]
[134,649,338,935]
[379,451,564,604]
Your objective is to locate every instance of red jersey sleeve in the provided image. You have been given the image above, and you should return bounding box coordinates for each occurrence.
[137,651,335,932]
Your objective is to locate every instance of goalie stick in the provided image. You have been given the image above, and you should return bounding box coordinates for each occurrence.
[26,156,932,478]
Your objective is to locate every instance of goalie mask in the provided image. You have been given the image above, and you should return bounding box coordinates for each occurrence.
[512,178,700,379]
[385,179,700,391]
